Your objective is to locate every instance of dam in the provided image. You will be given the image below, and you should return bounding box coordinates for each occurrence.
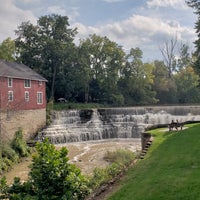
[39,105,200,144]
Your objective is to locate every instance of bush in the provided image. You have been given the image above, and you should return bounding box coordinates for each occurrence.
[88,149,136,190]
[0,143,19,173]
[0,139,90,200]
[11,128,29,157]
[1,143,19,162]
[46,100,54,125]
[104,149,135,166]
[0,128,30,174]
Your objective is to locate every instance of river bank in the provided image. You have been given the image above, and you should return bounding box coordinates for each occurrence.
[2,139,141,184]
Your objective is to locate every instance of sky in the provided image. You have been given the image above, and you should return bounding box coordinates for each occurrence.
[0,0,197,61]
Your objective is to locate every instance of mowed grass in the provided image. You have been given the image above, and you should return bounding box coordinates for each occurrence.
[108,123,200,200]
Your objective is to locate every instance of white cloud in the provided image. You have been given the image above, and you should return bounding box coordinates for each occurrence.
[19,0,40,3]
[68,7,80,23]
[47,6,80,23]
[102,0,125,2]
[147,0,188,9]
[0,0,37,42]
[74,14,195,60]
[47,6,67,16]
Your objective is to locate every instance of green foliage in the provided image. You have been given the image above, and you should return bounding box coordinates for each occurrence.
[88,149,135,190]
[186,0,200,75]
[0,37,16,61]
[108,123,200,200]
[78,34,126,104]
[46,100,54,125]
[0,139,90,200]
[15,14,77,100]
[174,66,200,103]
[0,128,29,174]
[88,167,108,189]
[12,13,200,105]
[11,128,29,157]
[118,48,158,105]
[0,143,19,173]
[104,149,135,166]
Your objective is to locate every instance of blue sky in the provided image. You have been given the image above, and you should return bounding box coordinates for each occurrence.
[0,0,197,61]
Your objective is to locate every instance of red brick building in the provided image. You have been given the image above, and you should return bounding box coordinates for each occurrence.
[0,60,47,140]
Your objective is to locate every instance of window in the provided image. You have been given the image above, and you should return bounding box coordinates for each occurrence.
[8,91,13,102]
[25,91,29,102]
[39,81,43,86]
[8,77,13,87]
[24,79,31,88]
[37,92,43,104]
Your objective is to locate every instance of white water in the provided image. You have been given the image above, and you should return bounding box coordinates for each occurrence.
[39,106,200,144]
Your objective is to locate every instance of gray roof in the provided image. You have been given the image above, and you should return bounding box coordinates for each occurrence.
[0,60,47,81]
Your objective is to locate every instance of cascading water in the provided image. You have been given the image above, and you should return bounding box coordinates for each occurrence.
[39,105,200,144]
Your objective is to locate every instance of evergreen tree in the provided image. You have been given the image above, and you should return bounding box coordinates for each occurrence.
[186,0,200,74]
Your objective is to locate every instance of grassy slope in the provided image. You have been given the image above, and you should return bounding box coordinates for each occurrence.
[108,124,200,200]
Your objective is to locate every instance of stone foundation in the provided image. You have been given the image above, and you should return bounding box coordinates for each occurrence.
[0,109,46,141]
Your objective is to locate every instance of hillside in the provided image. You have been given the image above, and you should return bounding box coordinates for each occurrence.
[108,123,200,200]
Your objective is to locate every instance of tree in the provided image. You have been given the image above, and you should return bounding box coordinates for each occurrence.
[177,43,191,70]
[186,0,200,74]
[78,34,125,104]
[175,66,200,103]
[0,139,90,199]
[152,60,177,104]
[118,48,157,105]
[159,36,178,78]
[0,37,16,61]
[15,14,77,100]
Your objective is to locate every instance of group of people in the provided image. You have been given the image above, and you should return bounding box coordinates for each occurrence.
[168,119,183,131]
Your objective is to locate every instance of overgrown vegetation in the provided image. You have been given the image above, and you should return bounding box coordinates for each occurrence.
[0,139,90,200]
[11,128,29,157]
[46,99,54,125]
[0,139,136,199]
[88,149,136,191]
[108,123,200,200]
[0,128,29,174]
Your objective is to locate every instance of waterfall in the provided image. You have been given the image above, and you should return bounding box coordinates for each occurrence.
[39,105,200,144]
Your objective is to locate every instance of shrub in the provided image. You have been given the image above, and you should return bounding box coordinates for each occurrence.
[88,149,136,191]
[11,128,29,157]
[88,167,108,189]
[1,143,19,162]
[104,149,135,166]
[0,139,90,200]
[0,143,19,174]
[46,100,54,125]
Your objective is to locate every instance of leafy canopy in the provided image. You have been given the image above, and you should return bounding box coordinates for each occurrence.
[0,139,90,200]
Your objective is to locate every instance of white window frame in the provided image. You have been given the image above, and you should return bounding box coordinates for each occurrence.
[8,77,13,87]
[24,79,31,88]
[37,92,43,104]
[8,91,13,102]
[25,91,29,102]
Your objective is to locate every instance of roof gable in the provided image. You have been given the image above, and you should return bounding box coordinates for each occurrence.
[0,60,47,82]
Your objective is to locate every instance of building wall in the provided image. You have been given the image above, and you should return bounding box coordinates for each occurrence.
[0,77,46,110]
[0,109,46,141]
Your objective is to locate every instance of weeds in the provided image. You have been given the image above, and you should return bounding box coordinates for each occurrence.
[88,149,135,191]
[0,128,29,174]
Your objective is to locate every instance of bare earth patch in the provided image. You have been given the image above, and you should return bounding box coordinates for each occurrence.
[2,139,141,188]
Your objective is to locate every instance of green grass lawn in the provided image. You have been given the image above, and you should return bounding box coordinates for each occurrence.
[108,123,200,200]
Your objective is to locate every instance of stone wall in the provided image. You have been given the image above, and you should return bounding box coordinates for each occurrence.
[0,109,46,141]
